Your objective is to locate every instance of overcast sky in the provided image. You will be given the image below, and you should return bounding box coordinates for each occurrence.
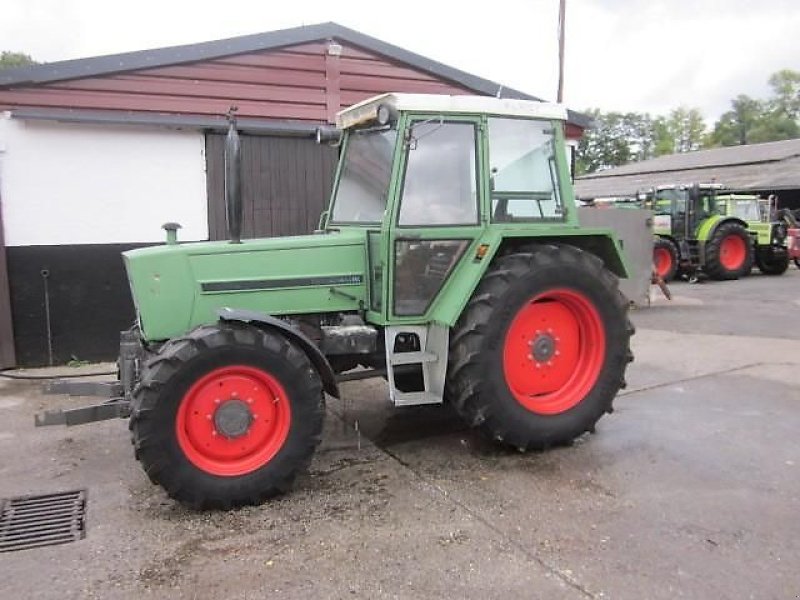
[3,0,799,121]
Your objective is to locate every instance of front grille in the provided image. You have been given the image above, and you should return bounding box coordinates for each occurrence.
[0,490,87,553]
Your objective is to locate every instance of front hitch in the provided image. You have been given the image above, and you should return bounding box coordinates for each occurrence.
[35,330,142,427]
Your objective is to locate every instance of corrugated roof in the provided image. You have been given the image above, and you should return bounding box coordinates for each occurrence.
[574,138,800,199]
[0,22,591,129]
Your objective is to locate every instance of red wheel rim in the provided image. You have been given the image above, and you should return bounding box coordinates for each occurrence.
[176,365,291,476]
[719,234,747,270]
[654,247,673,278]
[503,289,606,415]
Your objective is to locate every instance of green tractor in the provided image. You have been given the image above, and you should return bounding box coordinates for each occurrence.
[715,193,790,275]
[39,94,634,509]
[647,184,753,281]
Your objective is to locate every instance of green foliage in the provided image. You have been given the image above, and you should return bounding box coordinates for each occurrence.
[0,51,37,70]
[577,69,800,174]
[710,95,765,146]
[576,106,706,175]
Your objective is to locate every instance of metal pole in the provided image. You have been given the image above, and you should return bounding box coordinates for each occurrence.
[557,0,566,103]
[41,269,53,366]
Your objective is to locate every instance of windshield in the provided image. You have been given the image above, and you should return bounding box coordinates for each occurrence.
[330,128,397,224]
[722,199,761,221]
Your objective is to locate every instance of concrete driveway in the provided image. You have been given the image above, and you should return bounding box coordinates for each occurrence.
[1,269,799,599]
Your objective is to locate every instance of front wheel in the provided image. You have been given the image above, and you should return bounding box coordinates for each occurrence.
[130,323,324,510]
[653,237,678,282]
[447,244,633,451]
[703,222,753,280]
[755,247,789,275]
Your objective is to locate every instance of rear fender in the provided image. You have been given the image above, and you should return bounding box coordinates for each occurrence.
[498,234,628,278]
[217,307,339,398]
[698,216,747,242]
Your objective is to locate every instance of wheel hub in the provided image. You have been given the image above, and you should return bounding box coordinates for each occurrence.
[503,289,606,415]
[213,399,253,439]
[530,333,556,362]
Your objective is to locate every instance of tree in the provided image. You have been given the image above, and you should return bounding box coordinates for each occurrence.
[576,108,706,175]
[710,95,763,146]
[576,109,632,175]
[667,107,706,153]
[767,69,800,120]
[0,51,37,70]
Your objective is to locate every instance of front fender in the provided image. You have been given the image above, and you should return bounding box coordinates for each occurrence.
[217,307,340,398]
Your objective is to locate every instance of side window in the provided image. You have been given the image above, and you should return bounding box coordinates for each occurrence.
[398,121,478,226]
[488,118,564,221]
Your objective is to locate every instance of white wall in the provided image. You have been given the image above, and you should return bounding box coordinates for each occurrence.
[0,114,207,246]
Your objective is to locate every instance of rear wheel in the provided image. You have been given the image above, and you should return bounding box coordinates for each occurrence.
[704,222,753,280]
[754,246,789,275]
[130,322,324,510]
[447,244,633,450]
[653,237,678,282]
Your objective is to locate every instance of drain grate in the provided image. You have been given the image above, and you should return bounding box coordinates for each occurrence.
[0,490,86,553]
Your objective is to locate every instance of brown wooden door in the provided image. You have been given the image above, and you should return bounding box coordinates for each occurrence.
[206,133,338,240]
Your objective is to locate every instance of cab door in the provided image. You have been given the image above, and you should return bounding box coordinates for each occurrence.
[386,116,486,323]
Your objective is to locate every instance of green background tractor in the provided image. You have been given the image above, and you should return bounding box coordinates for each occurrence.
[715,193,790,275]
[40,94,634,510]
[648,184,753,281]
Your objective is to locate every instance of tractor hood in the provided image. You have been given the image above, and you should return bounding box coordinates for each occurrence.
[123,230,368,342]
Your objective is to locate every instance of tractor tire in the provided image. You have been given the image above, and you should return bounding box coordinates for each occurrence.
[653,237,678,282]
[130,322,324,510]
[447,244,633,451]
[703,222,753,280]
[754,247,789,275]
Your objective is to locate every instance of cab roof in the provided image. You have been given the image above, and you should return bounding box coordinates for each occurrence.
[336,93,568,129]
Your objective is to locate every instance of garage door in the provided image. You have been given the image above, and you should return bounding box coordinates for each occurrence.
[206,133,338,240]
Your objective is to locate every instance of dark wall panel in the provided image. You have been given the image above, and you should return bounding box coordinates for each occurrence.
[6,244,149,366]
[0,188,15,368]
[207,133,338,240]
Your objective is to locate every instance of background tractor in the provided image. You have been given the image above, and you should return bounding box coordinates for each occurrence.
[38,94,634,510]
[715,193,790,275]
[646,184,753,281]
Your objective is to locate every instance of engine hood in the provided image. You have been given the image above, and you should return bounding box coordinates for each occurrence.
[123,230,368,342]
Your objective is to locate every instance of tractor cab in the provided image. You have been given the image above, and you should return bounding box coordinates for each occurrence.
[644,183,723,241]
[321,94,584,329]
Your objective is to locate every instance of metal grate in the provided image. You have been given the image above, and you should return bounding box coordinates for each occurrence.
[0,490,86,553]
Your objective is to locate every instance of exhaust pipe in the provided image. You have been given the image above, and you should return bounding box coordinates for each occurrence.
[225,107,243,244]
